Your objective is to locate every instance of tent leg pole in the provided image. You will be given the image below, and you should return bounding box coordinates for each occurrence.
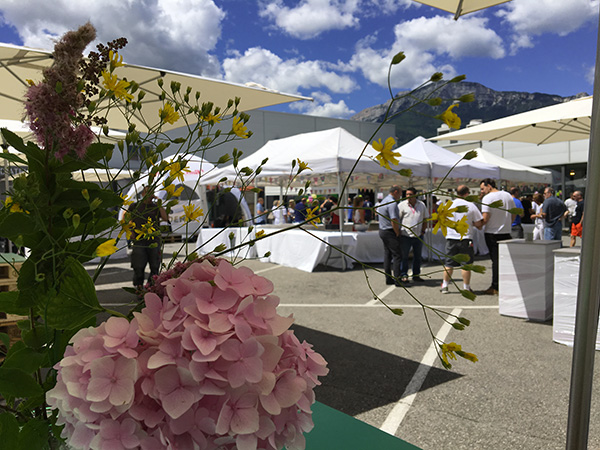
[565,13,600,450]
[337,173,346,271]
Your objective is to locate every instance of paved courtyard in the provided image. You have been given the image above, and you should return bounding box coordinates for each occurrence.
[91,238,600,450]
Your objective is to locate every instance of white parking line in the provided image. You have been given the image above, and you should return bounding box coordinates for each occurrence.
[365,286,396,305]
[96,282,130,291]
[254,266,282,275]
[277,303,498,309]
[379,307,462,436]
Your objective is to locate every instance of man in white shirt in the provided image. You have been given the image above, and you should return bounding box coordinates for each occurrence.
[397,187,429,283]
[441,185,483,294]
[480,178,515,295]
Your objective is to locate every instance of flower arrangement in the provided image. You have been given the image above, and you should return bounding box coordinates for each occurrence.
[47,257,328,449]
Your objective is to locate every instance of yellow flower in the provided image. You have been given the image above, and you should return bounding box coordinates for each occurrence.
[431,200,459,237]
[457,351,479,363]
[164,184,184,199]
[439,104,461,129]
[135,217,157,240]
[255,230,265,238]
[109,50,124,71]
[95,239,117,257]
[26,79,35,86]
[120,194,133,207]
[101,70,133,102]
[183,204,204,222]
[118,220,135,240]
[452,215,469,239]
[305,205,320,228]
[202,112,222,123]
[232,116,250,138]
[159,102,180,125]
[4,196,26,214]
[372,137,401,170]
[297,158,311,173]
[167,161,188,183]
[440,342,461,365]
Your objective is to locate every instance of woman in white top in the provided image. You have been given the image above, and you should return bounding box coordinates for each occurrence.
[531,193,544,240]
[272,200,287,225]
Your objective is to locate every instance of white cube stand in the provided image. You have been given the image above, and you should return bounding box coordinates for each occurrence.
[499,239,561,321]
[552,248,600,349]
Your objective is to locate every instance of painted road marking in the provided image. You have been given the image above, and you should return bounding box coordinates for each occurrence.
[379,307,462,435]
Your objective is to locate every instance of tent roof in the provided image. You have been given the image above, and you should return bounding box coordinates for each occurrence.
[397,136,500,180]
[429,96,592,145]
[458,148,553,184]
[199,127,432,187]
[0,43,311,132]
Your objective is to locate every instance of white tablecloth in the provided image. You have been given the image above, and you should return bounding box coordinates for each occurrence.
[254,228,383,272]
[195,228,258,259]
[421,228,489,261]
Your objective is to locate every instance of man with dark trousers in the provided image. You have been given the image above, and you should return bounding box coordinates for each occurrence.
[377,185,403,286]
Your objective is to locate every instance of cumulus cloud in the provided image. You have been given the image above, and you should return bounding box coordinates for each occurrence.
[497,0,599,53]
[288,91,355,118]
[222,47,357,94]
[0,0,226,77]
[258,0,361,39]
[348,15,504,89]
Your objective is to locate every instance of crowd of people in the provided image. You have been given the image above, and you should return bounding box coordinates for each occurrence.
[376,180,585,295]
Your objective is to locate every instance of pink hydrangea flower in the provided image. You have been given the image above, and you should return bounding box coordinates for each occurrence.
[48,257,328,450]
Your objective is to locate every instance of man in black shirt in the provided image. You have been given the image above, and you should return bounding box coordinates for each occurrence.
[128,186,169,288]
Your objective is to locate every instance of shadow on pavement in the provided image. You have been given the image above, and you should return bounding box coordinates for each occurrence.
[292,324,463,417]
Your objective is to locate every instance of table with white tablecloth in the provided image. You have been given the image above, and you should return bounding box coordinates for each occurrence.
[195,227,258,259]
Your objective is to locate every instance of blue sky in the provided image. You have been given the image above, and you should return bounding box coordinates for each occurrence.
[0,0,597,118]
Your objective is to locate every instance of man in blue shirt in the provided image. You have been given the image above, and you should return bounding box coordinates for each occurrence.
[510,187,524,239]
[294,197,308,223]
[255,197,267,225]
[542,186,567,241]
[377,185,403,286]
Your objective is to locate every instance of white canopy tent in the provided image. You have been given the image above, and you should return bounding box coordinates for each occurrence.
[397,136,500,184]
[457,148,553,184]
[199,127,432,189]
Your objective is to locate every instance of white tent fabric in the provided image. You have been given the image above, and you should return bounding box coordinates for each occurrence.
[429,96,592,145]
[412,0,511,19]
[199,127,432,187]
[458,148,553,184]
[397,136,500,180]
[0,43,310,133]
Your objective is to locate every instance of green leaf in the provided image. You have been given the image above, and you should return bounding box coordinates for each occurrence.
[0,367,43,398]
[18,418,49,449]
[0,332,9,350]
[488,200,503,209]
[460,289,477,301]
[397,169,413,177]
[45,257,102,330]
[391,308,404,316]
[2,341,46,374]
[0,213,36,241]
[451,253,471,264]
[0,291,29,315]
[0,152,27,166]
[461,264,486,274]
[0,413,19,448]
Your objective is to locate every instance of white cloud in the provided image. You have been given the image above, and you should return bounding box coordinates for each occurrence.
[497,0,599,53]
[0,0,226,77]
[258,0,361,39]
[349,15,504,89]
[290,98,355,118]
[222,47,357,94]
[586,65,596,86]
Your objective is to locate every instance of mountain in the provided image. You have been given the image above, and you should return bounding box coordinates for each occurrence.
[351,81,589,145]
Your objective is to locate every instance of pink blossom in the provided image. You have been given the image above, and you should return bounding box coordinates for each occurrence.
[49,257,327,450]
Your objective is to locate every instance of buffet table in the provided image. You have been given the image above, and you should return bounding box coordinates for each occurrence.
[254,228,383,272]
[195,227,258,259]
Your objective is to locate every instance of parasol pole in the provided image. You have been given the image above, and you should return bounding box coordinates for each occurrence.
[565,12,600,449]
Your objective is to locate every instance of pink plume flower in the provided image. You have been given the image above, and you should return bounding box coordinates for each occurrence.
[47,257,328,449]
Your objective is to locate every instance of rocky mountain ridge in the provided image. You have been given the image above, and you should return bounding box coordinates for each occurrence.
[351,81,589,145]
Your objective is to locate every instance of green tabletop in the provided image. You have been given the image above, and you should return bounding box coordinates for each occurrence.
[296,402,421,450]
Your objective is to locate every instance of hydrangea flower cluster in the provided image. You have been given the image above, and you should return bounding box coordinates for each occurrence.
[47,258,328,450]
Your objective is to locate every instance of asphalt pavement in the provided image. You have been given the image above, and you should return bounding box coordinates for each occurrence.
[89,239,600,450]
